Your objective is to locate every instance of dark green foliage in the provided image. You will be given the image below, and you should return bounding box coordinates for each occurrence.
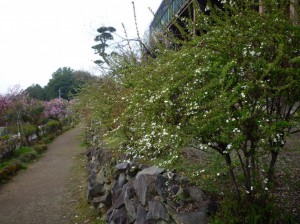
[22,124,36,137]
[45,67,76,100]
[26,69,95,101]
[14,147,34,157]
[0,162,22,182]
[19,151,37,163]
[46,119,61,133]
[33,144,47,154]
[0,146,37,182]
[26,84,46,100]
[73,70,97,90]
[92,26,116,66]
[43,67,95,100]
[41,136,52,144]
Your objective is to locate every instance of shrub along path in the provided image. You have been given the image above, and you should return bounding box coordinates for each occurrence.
[0,127,84,224]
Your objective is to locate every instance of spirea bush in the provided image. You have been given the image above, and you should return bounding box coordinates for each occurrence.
[77,0,300,222]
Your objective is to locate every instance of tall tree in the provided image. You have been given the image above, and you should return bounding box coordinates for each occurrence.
[92,26,116,67]
[45,67,76,100]
[25,84,46,100]
[73,70,97,93]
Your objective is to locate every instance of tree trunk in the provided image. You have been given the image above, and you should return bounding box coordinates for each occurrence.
[224,153,241,201]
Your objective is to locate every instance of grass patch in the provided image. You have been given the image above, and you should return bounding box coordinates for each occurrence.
[41,136,52,144]
[33,144,47,154]
[14,146,33,156]
[0,161,9,169]
[0,146,40,183]
[80,139,88,148]
[67,151,105,224]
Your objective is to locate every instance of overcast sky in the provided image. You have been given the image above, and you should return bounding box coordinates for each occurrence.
[0,0,162,94]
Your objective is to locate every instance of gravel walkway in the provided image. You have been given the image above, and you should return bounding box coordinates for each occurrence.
[0,127,84,224]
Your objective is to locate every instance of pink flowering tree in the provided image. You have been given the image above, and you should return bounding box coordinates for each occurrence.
[44,98,69,133]
[0,94,12,124]
[44,98,68,120]
[21,96,45,124]
[20,95,46,138]
[0,85,23,129]
[3,92,46,144]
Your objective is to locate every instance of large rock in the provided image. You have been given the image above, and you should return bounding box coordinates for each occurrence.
[87,183,105,202]
[106,206,128,224]
[172,211,207,224]
[112,173,127,192]
[155,174,169,202]
[166,205,207,224]
[136,205,147,224]
[188,186,204,202]
[114,162,130,180]
[92,191,112,207]
[95,168,108,185]
[134,174,156,206]
[146,200,169,222]
[124,187,137,223]
[112,188,125,209]
[136,165,165,178]
[116,162,130,171]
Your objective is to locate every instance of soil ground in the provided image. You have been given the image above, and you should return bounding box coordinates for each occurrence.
[0,127,85,224]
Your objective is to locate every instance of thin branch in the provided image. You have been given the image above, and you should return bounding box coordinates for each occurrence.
[289,129,300,134]
[113,33,156,59]
[121,23,133,54]
[132,1,141,41]
[290,103,300,116]
[224,153,241,201]
[237,148,248,186]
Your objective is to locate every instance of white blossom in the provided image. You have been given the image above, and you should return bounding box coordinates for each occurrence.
[233,128,241,133]
[226,143,232,149]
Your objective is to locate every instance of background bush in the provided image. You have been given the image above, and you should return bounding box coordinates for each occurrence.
[46,119,61,133]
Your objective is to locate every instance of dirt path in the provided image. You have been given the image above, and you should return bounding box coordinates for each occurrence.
[0,127,85,224]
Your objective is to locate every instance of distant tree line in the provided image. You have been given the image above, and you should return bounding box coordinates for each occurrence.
[26,67,96,101]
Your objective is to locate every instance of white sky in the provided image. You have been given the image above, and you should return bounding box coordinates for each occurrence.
[0,0,162,94]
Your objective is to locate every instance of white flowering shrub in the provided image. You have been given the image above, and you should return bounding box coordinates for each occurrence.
[77,0,299,222]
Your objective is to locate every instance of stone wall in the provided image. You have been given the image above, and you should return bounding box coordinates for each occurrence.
[86,146,210,224]
[0,136,20,162]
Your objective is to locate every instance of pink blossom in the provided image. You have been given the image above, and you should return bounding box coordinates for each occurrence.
[44,98,68,119]
[0,94,12,117]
